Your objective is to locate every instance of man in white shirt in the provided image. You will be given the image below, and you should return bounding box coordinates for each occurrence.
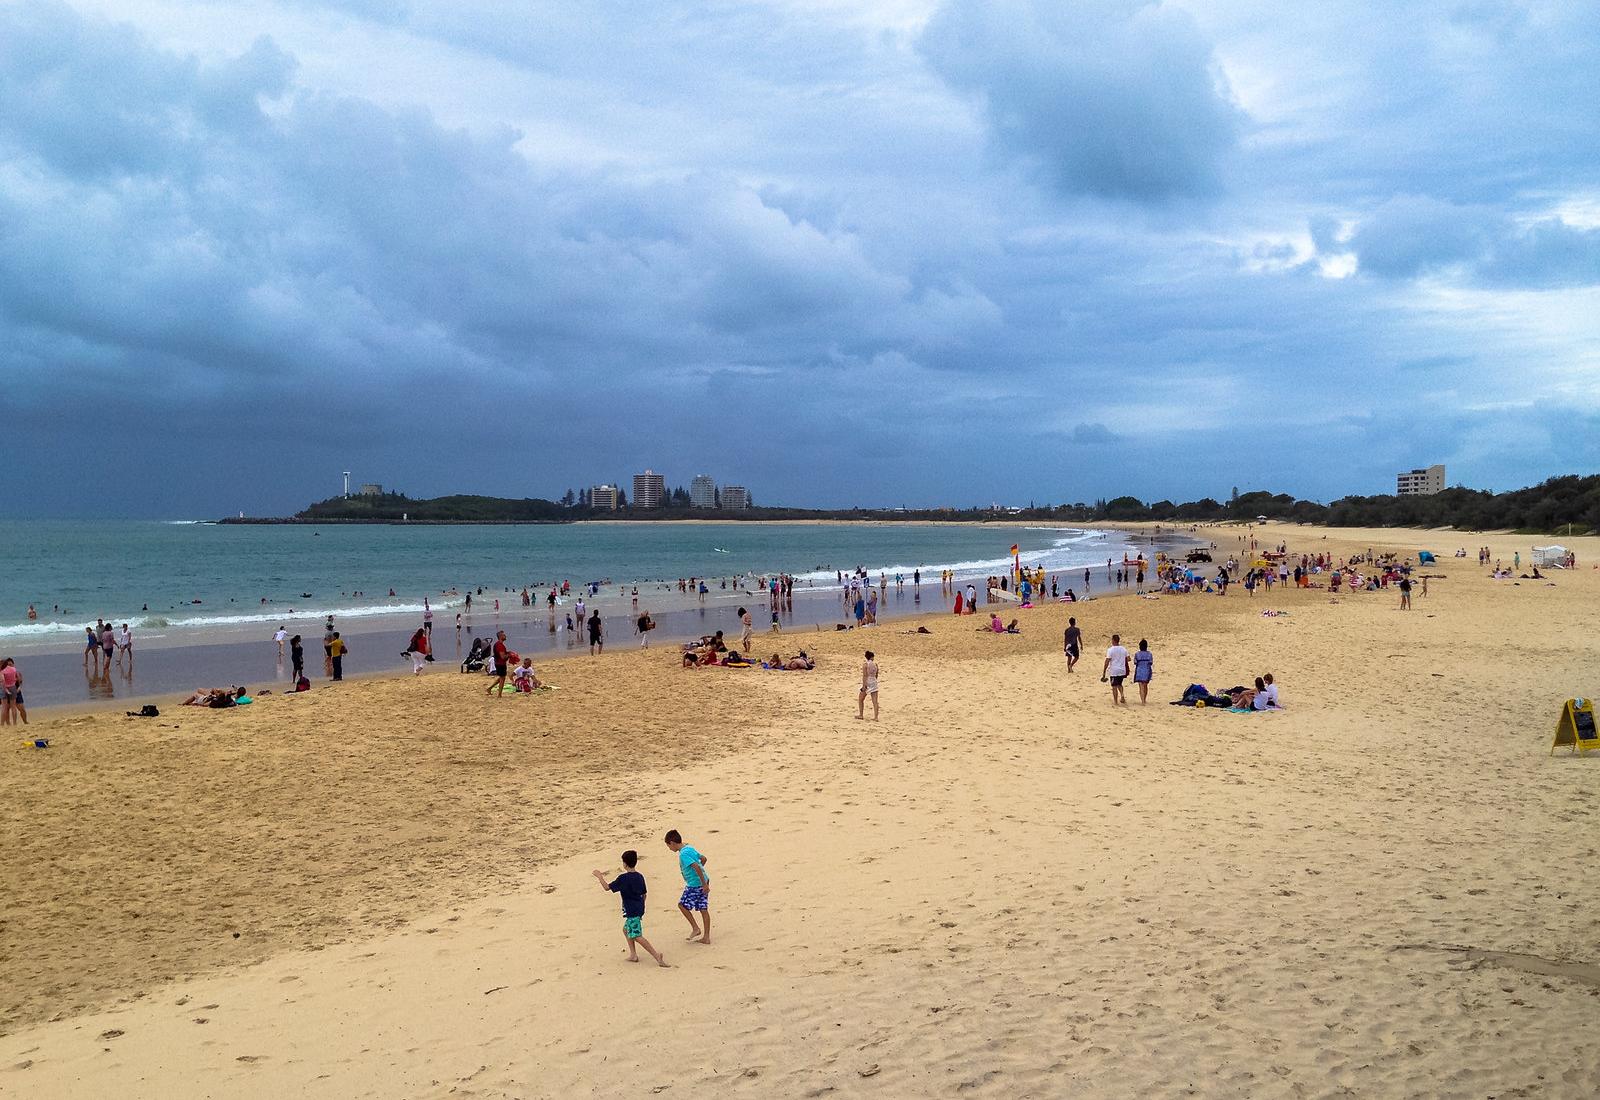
[1102,633,1130,705]
[274,626,288,657]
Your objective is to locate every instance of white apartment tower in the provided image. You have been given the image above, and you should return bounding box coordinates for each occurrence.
[1396,464,1446,496]
[590,484,620,510]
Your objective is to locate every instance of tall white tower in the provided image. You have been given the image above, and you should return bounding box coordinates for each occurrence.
[343,471,351,498]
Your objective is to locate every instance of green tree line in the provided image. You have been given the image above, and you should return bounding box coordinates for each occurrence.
[265,475,1599,532]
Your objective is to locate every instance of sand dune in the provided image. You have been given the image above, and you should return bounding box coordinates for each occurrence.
[2,525,1598,1097]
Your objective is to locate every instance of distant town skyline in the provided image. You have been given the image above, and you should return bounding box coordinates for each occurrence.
[3,1,1597,518]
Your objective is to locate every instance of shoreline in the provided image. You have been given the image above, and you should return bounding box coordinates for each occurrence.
[11,570,1135,717]
[5,524,1196,710]
[0,519,1139,649]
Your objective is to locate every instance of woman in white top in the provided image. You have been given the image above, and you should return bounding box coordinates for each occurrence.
[857,651,879,721]
[1255,673,1280,710]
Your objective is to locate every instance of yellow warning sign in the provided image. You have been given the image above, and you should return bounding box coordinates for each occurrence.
[1551,698,1599,755]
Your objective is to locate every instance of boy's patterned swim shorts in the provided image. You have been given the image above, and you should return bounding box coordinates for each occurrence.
[679,887,709,911]
[623,917,642,939]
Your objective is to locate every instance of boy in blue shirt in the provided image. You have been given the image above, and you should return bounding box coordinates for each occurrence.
[665,829,711,944]
[591,850,667,967]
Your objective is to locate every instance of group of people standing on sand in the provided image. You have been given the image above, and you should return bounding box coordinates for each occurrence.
[591,829,712,969]
[83,620,133,675]
[269,618,342,689]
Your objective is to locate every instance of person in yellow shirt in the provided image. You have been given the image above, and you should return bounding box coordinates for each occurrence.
[329,632,347,681]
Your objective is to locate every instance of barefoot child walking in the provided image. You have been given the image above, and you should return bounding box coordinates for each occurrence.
[665,829,711,945]
[592,851,668,967]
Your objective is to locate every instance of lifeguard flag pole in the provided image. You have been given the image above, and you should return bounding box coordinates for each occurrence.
[1011,544,1020,583]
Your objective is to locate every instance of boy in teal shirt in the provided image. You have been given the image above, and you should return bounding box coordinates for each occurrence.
[665,829,711,944]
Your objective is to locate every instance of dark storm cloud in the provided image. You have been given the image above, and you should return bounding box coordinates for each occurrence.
[918,0,1239,202]
[1346,196,1600,288]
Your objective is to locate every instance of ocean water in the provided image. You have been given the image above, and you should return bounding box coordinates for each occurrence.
[0,519,1143,651]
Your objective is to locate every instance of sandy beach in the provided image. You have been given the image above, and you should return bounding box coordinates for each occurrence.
[3,523,1598,1098]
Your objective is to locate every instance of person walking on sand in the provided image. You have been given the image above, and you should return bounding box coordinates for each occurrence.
[290,634,304,683]
[591,851,668,967]
[406,626,430,675]
[329,632,346,681]
[423,598,434,637]
[487,630,510,696]
[117,623,134,669]
[857,650,879,720]
[1132,638,1154,704]
[1063,617,1082,673]
[738,606,752,652]
[588,609,605,655]
[1398,575,1412,611]
[966,582,977,613]
[1102,634,1129,705]
[665,829,711,944]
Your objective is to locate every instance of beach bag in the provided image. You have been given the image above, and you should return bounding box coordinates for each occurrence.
[295,675,311,692]
[128,704,160,718]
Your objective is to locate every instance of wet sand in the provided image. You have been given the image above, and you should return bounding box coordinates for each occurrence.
[4,583,955,711]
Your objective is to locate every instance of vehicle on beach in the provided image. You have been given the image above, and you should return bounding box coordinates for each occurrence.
[1185,549,1213,563]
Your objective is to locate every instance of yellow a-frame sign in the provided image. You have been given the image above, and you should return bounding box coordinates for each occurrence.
[1552,698,1599,755]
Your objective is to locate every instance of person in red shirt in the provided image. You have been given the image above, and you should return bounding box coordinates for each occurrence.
[486,630,510,697]
[406,626,431,675]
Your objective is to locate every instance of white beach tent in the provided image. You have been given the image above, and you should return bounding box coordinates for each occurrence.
[1532,545,1568,568]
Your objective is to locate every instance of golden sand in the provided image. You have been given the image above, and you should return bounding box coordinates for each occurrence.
[2,524,1597,1097]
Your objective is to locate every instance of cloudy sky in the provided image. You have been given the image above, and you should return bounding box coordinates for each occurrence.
[3,0,1598,516]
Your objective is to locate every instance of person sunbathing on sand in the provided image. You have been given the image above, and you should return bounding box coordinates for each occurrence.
[765,652,813,670]
[181,687,243,707]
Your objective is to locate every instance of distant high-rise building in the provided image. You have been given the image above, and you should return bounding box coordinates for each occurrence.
[632,470,666,509]
[591,484,620,510]
[721,485,750,510]
[1396,464,1445,496]
[690,474,717,509]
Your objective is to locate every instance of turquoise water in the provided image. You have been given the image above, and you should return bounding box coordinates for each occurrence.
[0,519,1137,649]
